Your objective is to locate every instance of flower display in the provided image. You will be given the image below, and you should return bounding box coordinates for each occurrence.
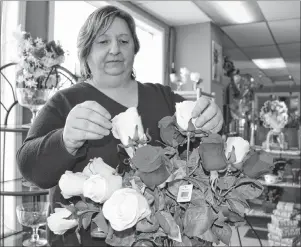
[260,100,288,130]
[13,25,66,89]
[48,105,271,246]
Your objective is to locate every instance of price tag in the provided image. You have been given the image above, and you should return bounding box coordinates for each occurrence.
[177,184,193,203]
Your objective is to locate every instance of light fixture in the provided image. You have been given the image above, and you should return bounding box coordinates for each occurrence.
[252,58,286,69]
[213,1,254,24]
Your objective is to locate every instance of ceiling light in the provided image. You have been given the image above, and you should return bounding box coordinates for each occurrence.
[252,58,286,69]
[213,1,254,24]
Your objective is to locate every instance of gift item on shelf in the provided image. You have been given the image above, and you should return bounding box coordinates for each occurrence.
[268,202,301,247]
[268,233,300,247]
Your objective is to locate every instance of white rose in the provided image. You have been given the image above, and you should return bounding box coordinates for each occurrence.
[103,188,151,231]
[82,157,115,178]
[112,107,146,158]
[47,208,78,235]
[83,174,122,203]
[175,101,197,131]
[225,137,250,164]
[190,72,201,82]
[58,171,88,199]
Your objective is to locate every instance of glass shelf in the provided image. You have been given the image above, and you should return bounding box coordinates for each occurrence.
[0,178,49,196]
[0,125,29,133]
[253,145,301,159]
[259,180,301,188]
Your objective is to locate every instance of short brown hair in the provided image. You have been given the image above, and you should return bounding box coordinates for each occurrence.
[77,5,140,80]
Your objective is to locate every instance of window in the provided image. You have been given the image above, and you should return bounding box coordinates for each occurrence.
[0,1,24,238]
[51,1,164,84]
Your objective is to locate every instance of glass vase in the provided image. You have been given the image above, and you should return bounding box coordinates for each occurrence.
[264,128,287,151]
[16,88,56,127]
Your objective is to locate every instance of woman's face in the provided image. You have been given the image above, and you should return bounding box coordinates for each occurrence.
[87,17,135,84]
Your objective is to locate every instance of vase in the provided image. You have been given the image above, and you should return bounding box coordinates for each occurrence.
[16,88,56,127]
[263,128,287,151]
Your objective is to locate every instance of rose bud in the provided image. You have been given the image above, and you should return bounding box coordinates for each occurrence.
[58,171,88,199]
[198,134,228,171]
[47,208,78,235]
[132,145,171,189]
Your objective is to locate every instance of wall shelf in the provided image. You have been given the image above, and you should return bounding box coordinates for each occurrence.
[259,180,301,188]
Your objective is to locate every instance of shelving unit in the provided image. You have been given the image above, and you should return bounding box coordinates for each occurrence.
[246,145,301,234]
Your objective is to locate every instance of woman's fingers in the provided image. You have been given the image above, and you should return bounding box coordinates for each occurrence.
[79,101,111,120]
[191,96,211,118]
[72,128,105,141]
[194,102,218,128]
[75,110,112,130]
[72,118,111,137]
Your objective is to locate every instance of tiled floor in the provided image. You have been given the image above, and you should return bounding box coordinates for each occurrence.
[214,225,269,247]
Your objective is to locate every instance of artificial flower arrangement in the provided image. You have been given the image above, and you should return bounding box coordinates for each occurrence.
[47,102,274,246]
[260,100,288,130]
[13,25,65,89]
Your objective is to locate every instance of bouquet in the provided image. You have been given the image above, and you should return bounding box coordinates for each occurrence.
[260,100,288,130]
[13,25,65,89]
[48,102,274,246]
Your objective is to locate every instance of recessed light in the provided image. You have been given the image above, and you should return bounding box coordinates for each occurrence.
[252,58,286,69]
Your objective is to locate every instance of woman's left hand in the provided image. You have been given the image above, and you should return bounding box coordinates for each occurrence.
[191,96,223,133]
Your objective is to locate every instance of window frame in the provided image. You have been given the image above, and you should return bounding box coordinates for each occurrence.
[48,1,169,85]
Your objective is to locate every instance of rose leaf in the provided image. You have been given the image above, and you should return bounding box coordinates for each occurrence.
[226,198,248,217]
[218,176,237,191]
[212,223,232,245]
[81,211,94,230]
[228,146,236,163]
[75,201,89,211]
[190,190,206,206]
[183,204,213,237]
[235,178,264,200]
[92,211,109,234]
[198,228,219,244]
[56,202,77,215]
[105,227,135,246]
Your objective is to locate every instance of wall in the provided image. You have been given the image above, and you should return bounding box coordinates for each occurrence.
[210,23,225,115]
[174,22,225,114]
[174,23,211,93]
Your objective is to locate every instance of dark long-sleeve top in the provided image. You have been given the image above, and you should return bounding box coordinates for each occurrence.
[17,81,184,246]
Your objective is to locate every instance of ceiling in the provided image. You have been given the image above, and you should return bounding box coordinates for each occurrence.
[132,1,300,86]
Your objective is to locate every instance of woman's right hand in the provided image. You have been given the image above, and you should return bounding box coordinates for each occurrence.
[63,101,112,155]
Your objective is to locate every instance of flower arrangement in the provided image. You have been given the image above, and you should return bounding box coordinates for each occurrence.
[47,102,274,246]
[260,100,288,130]
[13,25,65,89]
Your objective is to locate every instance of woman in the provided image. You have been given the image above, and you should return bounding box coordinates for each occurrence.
[17,5,223,246]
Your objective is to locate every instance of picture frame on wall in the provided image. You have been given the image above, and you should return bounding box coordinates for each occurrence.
[212,40,223,83]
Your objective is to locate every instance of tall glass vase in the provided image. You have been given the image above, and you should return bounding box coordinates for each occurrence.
[16,88,56,127]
